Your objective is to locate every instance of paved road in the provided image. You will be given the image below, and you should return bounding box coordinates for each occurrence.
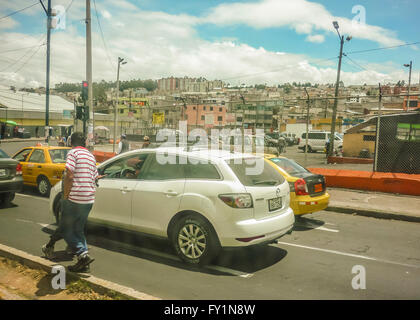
[1,193,419,299]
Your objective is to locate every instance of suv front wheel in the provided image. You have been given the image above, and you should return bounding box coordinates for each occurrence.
[171,215,220,266]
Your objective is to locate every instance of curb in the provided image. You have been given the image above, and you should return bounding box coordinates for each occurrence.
[326,205,420,223]
[0,243,160,300]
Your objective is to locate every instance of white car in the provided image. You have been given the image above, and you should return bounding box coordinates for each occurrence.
[298,131,343,153]
[49,148,294,265]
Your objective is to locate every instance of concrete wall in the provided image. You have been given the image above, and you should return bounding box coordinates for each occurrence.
[343,132,376,157]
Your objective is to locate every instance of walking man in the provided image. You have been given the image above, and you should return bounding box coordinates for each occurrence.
[59,132,99,272]
[118,134,130,154]
[142,135,150,148]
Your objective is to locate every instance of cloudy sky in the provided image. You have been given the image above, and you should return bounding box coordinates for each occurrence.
[0,0,419,88]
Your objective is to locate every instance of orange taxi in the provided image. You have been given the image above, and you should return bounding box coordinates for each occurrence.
[12,145,71,196]
[265,155,330,216]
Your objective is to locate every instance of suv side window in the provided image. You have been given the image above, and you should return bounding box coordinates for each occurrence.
[141,154,186,180]
[185,162,221,180]
[100,153,149,179]
[28,149,45,163]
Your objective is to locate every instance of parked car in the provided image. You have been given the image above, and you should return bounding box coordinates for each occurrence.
[12,146,71,196]
[298,131,343,153]
[265,155,330,216]
[0,149,23,206]
[49,148,295,265]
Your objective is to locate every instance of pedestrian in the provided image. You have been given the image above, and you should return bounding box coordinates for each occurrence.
[142,135,150,148]
[278,135,286,154]
[42,132,99,273]
[118,134,129,154]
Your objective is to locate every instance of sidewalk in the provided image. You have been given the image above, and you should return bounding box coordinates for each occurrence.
[327,188,420,223]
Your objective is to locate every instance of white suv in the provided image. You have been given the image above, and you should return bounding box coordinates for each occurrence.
[298,131,343,153]
[49,148,294,265]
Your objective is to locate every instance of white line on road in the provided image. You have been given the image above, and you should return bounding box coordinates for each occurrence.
[276,241,420,269]
[15,219,33,224]
[295,222,339,233]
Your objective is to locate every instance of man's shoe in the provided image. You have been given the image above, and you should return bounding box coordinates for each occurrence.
[41,244,55,259]
[68,254,94,273]
[65,245,76,256]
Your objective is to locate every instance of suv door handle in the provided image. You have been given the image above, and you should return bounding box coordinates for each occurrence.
[164,191,178,196]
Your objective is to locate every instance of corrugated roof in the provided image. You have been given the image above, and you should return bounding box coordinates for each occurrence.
[0,88,73,113]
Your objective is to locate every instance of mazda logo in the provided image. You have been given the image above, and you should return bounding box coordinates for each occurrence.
[276,188,281,198]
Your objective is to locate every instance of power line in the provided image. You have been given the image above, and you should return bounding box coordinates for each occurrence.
[343,54,368,72]
[14,42,45,73]
[0,43,47,54]
[219,56,339,82]
[0,1,42,21]
[92,0,116,73]
[346,41,420,55]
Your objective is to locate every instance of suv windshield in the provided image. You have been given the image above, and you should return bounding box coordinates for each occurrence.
[49,149,70,163]
[227,157,285,186]
[269,157,308,175]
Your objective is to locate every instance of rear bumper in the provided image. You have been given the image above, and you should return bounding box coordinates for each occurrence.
[219,207,295,247]
[290,192,330,215]
[0,176,23,193]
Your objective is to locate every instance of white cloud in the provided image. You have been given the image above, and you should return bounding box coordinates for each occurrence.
[202,0,404,47]
[306,34,325,43]
[0,0,413,88]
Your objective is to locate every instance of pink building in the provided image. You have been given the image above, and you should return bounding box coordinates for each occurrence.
[184,104,227,130]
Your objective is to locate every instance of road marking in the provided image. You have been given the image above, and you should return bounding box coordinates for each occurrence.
[37,223,53,229]
[295,222,339,233]
[16,193,49,202]
[15,218,33,223]
[206,265,253,278]
[276,241,420,269]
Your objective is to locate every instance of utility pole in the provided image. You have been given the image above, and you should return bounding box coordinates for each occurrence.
[40,0,52,142]
[374,83,382,172]
[113,57,126,153]
[329,21,351,157]
[404,61,412,112]
[86,0,94,147]
[304,88,310,167]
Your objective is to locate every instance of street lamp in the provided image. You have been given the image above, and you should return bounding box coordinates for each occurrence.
[403,61,412,112]
[113,57,127,153]
[329,21,352,157]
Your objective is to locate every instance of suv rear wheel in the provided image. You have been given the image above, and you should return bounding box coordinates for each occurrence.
[37,176,51,197]
[171,215,220,266]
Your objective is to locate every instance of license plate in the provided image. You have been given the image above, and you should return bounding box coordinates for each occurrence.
[314,183,323,193]
[0,169,6,177]
[268,197,282,211]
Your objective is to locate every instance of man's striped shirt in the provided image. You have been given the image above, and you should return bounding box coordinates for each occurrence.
[65,146,98,204]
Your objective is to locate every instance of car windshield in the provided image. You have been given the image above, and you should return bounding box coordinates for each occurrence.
[49,149,69,163]
[269,157,309,175]
[227,157,285,186]
[0,149,8,158]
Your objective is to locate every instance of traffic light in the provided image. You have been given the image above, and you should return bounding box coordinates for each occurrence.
[81,81,88,102]
[76,106,83,120]
[76,106,89,121]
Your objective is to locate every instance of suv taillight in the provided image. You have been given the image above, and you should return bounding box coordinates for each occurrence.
[219,193,253,208]
[294,178,308,195]
[16,163,22,175]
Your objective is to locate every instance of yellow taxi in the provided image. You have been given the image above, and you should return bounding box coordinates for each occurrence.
[12,145,71,196]
[264,155,330,216]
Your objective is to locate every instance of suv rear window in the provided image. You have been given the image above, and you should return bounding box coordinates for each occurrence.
[227,158,285,187]
[186,163,220,180]
[269,158,308,175]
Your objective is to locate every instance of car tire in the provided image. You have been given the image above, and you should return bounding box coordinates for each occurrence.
[0,192,14,206]
[171,215,220,266]
[304,146,312,153]
[37,176,51,197]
